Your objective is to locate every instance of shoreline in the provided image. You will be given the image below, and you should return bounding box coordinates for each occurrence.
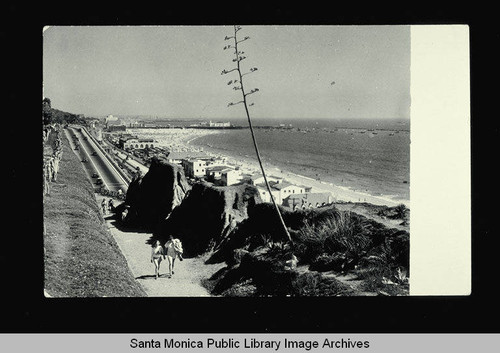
[128,128,410,208]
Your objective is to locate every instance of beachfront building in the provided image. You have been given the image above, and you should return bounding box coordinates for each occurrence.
[166,151,210,165]
[249,174,284,186]
[255,179,311,205]
[182,158,207,178]
[283,192,334,210]
[221,169,242,186]
[120,137,158,150]
[256,185,281,204]
[206,165,234,183]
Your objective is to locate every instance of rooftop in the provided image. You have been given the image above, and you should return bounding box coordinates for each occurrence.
[283,192,333,206]
[166,151,210,160]
[206,165,234,172]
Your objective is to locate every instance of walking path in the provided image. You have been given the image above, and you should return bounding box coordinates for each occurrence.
[99,194,226,297]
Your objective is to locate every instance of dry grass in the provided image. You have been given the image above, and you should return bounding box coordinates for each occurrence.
[43,130,146,297]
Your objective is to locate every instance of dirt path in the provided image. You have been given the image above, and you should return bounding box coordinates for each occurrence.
[101,196,225,297]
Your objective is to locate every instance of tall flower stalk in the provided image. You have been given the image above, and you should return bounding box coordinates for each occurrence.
[222,25,291,242]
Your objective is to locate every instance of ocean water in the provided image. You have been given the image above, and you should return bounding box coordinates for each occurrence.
[189,119,410,203]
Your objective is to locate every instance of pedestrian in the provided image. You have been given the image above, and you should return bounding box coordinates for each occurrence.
[121,208,129,222]
[164,235,183,278]
[151,240,165,280]
[108,199,114,212]
[51,157,59,181]
[43,165,50,195]
[101,198,107,215]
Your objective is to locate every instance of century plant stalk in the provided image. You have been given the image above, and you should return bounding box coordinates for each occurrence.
[223,25,292,243]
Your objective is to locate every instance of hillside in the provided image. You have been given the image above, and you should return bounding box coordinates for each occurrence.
[43,127,146,297]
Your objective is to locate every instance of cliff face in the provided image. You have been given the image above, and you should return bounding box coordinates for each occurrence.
[125,156,190,227]
[154,181,261,256]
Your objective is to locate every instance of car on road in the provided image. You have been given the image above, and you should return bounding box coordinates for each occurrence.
[96,178,103,185]
[91,172,99,178]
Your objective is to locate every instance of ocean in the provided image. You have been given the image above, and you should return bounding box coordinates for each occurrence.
[130,118,410,205]
[189,118,410,204]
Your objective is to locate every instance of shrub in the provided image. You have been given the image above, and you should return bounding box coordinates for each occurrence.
[291,272,354,296]
[293,211,371,265]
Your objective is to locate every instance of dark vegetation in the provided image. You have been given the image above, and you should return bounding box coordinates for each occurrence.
[43,97,87,126]
[203,204,409,296]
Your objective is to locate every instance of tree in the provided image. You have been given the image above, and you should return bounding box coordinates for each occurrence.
[42,97,52,126]
[222,25,292,243]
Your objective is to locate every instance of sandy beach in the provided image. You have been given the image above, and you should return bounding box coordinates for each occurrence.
[129,128,410,208]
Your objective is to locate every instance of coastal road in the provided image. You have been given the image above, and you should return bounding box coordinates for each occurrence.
[101,139,149,176]
[66,126,128,193]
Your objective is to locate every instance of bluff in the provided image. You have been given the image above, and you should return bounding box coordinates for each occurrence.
[124,156,190,228]
[154,181,262,256]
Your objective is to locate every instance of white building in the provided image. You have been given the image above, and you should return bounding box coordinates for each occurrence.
[221,169,242,186]
[209,120,231,128]
[249,174,283,186]
[166,151,210,165]
[206,165,233,181]
[255,179,311,205]
[182,159,207,178]
[122,138,158,149]
[283,192,334,210]
[105,115,118,123]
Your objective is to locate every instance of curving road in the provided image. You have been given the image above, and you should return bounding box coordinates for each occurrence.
[65,126,128,193]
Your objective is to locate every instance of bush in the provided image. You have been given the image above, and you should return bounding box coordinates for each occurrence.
[291,272,354,296]
[293,211,371,265]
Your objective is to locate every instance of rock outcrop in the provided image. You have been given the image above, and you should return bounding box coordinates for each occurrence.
[124,156,190,228]
[154,181,261,256]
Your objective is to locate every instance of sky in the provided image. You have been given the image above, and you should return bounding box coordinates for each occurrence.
[43,26,410,121]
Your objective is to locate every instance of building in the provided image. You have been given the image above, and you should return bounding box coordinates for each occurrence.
[120,137,158,150]
[166,151,210,165]
[249,174,284,186]
[209,120,231,128]
[182,159,207,178]
[105,115,127,131]
[255,179,311,205]
[105,115,118,123]
[283,192,334,210]
[206,165,234,182]
[221,169,242,186]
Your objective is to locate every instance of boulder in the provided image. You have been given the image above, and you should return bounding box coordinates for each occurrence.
[124,156,190,228]
[155,181,261,257]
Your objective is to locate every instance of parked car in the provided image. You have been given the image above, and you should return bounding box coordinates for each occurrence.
[96,178,103,185]
[91,151,98,156]
[92,172,99,178]
[82,158,88,163]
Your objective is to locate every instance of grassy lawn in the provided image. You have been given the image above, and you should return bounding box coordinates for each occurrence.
[43,129,146,297]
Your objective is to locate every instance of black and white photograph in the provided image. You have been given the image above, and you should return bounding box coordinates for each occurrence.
[43,25,434,299]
